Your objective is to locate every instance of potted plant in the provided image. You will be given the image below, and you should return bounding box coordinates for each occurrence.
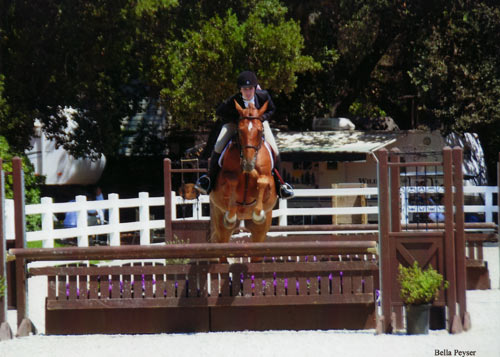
[398,261,449,335]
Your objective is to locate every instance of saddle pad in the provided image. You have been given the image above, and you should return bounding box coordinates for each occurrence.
[219,139,274,169]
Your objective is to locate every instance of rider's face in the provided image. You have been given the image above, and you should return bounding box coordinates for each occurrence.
[240,86,255,101]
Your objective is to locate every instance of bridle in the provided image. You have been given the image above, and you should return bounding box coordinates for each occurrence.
[238,115,264,155]
[235,114,264,206]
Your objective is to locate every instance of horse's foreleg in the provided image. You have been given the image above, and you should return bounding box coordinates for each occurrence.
[252,175,270,224]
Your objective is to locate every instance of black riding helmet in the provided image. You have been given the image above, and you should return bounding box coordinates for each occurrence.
[237,71,258,88]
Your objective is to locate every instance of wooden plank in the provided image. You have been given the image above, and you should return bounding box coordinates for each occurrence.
[296,272,308,296]
[12,241,378,261]
[219,271,231,298]
[48,276,56,300]
[99,274,110,299]
[197,263,209,298]
[364,274,374,295]
[275,272,286,296]
[30,260,378,277]
[111,273,121,299]
[121,263,132,299]
[46,293,375,310]
[352,273,363,295]
[342,270,352,295]
[88,275,99,299]
[154,263,166,299]
[186,266,198,298]
[331,272,341,295]
[133,262,143,299]
[68,274,78,300]
[230,265,243,297]
[165,273,177,298]
[58,274,66,300]
[79,274,88,300]
[144,263,154,298]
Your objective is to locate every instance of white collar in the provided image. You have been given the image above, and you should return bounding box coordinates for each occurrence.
[243,96,255,108]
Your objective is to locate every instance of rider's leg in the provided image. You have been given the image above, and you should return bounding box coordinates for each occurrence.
[195,123,236,194]
[262,121,294,199]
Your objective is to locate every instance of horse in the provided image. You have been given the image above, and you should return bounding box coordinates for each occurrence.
[209,100,277,259]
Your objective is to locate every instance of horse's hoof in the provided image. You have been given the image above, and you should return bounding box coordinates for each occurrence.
[223,211,237,228]
[252,210,265,224]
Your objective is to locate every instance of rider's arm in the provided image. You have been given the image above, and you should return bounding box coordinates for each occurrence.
[257,90,276,122]
[215,94,239,123]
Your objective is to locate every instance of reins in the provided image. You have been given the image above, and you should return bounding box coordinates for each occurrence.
[234,114,264,206]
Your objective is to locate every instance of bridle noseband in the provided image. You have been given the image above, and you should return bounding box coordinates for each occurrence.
[238,115,264,154]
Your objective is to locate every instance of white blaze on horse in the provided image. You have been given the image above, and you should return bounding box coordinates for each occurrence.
[209,100,277,257]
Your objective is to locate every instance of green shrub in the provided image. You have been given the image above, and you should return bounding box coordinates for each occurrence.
[398,261,449,305]
[0,135,44,231]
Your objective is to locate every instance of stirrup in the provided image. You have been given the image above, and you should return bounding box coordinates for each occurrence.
[194,175,211,195]
[279,183,295,199]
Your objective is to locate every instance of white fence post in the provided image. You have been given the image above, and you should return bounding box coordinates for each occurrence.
[139,192,150,245]
[108,193,120,246]
[5,199,14,240]
[278,198,287,226]
[484,188,493,222]
[76,195,89,247]
[41,197,54,248]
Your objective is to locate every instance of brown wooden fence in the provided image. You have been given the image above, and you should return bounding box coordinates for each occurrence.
[1,149,498,337]
[376,147,472,334]
[19,242,378,334]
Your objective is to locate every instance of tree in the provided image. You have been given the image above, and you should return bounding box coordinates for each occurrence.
[152,0,318,129]
[0,1,176,159]
[407,1,500,175]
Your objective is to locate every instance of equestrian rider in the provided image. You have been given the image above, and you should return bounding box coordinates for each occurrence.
[195,71,294,199]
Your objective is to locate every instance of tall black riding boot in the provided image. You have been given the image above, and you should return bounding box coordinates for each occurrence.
[273,155,294,199]
[195,152,221,194]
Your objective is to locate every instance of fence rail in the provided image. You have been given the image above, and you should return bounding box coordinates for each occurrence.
[3,186,498,247]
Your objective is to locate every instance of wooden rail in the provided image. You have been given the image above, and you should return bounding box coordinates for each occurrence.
[9,241,378,262]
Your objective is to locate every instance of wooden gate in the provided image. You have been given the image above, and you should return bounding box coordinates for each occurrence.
[377,147,468,334]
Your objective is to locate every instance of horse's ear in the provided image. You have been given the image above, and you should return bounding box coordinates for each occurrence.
[234,99,244,116]
[257,101,269,118]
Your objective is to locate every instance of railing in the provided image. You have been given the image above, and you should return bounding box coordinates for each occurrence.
[3,186,499,247]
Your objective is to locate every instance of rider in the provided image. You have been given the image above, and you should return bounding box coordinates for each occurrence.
[195,70,294,199]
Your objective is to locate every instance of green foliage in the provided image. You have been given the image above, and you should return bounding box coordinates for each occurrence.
[0,276,6,298]
[153,0,319,128]
[0,0,499,175]
[0,135,43,230]
[406,1,500,175]
[398,261,449,305]
[349,100,387,118]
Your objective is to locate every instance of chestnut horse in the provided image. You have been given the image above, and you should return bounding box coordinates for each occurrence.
[210,100,277,253]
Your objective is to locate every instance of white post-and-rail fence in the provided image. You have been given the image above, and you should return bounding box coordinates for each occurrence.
[3,186,499,247]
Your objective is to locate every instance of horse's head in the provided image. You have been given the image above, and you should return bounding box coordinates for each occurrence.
[234,100,269,172]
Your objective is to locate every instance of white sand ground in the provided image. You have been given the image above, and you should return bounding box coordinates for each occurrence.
[1,245,499,357]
